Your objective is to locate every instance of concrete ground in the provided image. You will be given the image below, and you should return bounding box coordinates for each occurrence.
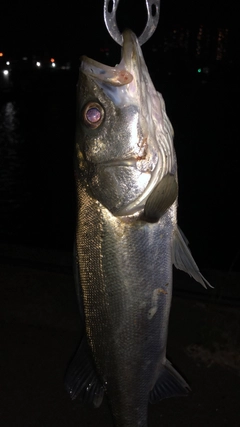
[1,244,240,427]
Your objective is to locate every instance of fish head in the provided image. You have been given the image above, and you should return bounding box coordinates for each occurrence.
[76,29,177,218]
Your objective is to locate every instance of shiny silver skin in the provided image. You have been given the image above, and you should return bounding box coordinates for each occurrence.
[75,183,176,427]
[69,29,210,427]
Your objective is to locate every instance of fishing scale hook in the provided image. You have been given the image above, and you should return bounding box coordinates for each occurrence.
[103,0,161,46]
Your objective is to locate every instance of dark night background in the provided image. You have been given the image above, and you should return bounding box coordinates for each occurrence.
[0,0,239,270]
[0,0,240,269]
[1,1,240,426]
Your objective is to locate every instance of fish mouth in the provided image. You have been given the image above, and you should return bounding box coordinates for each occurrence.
[80,30,144,108]
[80,30,141,85]
[80,56,133,87]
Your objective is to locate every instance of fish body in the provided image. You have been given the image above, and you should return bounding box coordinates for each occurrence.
[66,29,210,427]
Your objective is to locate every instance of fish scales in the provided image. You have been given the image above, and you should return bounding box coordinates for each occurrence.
[76,179,173,427]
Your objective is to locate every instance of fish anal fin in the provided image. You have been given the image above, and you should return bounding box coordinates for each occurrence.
[144,173,178,222]
[173,226,213,289]
[64,336,104,408]
[149,359,190,403]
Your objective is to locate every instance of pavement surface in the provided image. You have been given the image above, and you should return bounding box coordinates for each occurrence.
[1,244,240,427]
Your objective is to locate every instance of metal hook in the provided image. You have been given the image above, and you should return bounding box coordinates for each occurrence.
[103,0,160,46]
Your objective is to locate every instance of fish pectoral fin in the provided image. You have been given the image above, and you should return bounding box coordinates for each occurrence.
[64,336,104,408]
[149,359,190,403]
[173,226,213,289]
[144,174,178,222]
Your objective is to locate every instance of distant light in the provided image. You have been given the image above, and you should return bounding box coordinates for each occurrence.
[6,61,10,65]
[0,52,3,57]
[22,56,28,60]
[36,61,41,67]
[3,70,9,76]
[60,62,71,70]
[50,58,55,63]
[51,62,56,67]
[197,68,202,73]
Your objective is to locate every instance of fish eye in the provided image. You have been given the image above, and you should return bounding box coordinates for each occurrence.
[82,102,104,129]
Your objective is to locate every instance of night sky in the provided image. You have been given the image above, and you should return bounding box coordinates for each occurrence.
[1,0,238,58]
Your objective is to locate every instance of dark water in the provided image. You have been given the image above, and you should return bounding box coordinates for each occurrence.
[0,70,239,271]
[0,71,77,251]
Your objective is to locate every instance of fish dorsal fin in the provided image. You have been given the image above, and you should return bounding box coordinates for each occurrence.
[173,226,212,289]
[149,359,190,403]
[144,173,178,222]
[64,336,104,407]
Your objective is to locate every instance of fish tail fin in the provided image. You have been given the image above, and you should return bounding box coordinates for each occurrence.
[172,226,213,289]
[149,359,190,403]
[64,336,104,408]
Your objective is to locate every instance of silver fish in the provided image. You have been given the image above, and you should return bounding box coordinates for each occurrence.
[65,29,211,427]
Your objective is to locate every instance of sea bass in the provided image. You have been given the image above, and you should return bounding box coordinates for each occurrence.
[65,29,210,427]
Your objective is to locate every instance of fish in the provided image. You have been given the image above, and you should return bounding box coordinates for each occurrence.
[65,29,211,427]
